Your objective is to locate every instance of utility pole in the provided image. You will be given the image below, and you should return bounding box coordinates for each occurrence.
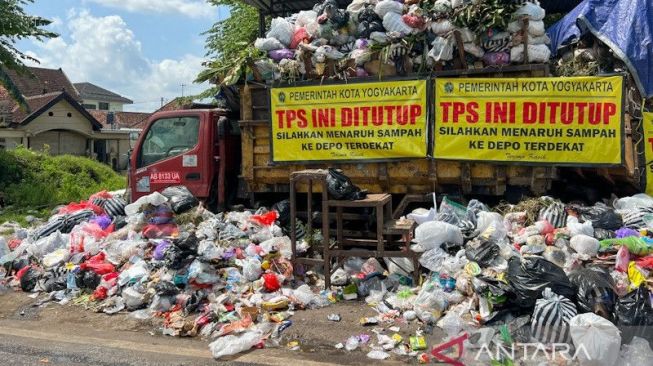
[181,84,186,97]
[160,97,164,107]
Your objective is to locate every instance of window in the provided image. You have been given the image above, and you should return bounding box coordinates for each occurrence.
[82,104,96,110]
[138,116,200,168]
[98,102,109,110]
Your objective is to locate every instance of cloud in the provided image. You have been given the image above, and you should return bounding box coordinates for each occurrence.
[26,10,207,112]
[87,0,214,19]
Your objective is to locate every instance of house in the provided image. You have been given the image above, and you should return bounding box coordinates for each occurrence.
[0,66,137,171]
[74,82,133,111]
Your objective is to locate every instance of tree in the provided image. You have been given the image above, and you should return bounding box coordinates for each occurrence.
[194,0,261,98]
[0,0,57,109]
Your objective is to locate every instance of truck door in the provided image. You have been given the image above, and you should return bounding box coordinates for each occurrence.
[130,112,213,201]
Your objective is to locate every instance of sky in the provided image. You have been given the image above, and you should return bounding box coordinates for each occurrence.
[19,0,227,112]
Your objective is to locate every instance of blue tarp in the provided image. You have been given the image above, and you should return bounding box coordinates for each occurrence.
[547,0,653,99]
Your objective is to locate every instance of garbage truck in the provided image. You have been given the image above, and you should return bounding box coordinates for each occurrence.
[128,65,641,210]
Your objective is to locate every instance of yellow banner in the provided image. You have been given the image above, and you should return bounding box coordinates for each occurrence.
[434,76,623,164]
[643,113,653,196]
[271,80,428,162]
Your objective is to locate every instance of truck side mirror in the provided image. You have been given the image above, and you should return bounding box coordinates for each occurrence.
[216,116,228,138]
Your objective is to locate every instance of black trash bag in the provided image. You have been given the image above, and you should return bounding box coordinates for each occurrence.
[43,273,67,293]
[442,241,463,256]
[475,276,514,309]
[506,256,576,308]
[164,245,195,270]
[574,202,623,231]
[155,281,180,296]
[162,185,199,214]
[593,228,616,240]
[75,270,101,290]
[173,232,198,252]
[357,5,384,38]
[20,267,40,292]
[271,199,291,227]
[326,168,367,200]
[568,266,617,320]
[615,285,653,344]
[465,237,500,267]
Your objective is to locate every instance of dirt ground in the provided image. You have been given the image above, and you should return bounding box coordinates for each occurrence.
[0,289,449,365]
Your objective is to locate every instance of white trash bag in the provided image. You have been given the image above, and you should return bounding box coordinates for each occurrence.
[569,313,621,366]
[209,330,263,359]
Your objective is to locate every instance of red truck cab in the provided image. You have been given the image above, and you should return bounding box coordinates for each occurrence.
[128,109,241,210]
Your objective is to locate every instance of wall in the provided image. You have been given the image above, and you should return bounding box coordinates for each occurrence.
[82,99,125,112]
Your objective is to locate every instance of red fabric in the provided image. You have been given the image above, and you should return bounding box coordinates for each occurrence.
[636,255,653,269]
[290,28,310,49]
[16,265,32,280]
[262,273,281,292]
[58,200,104,215]
[80,262,115,275]
[8,238,21,250]
[250,211,278,226]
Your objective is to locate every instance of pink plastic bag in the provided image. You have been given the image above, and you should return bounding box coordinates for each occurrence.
[615,245,630,272]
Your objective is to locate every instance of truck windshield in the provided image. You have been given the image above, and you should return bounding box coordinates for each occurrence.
[138,116,199,168]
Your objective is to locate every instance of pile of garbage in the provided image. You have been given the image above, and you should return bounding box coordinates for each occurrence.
[2,187,653,364]
[252,0,551,81]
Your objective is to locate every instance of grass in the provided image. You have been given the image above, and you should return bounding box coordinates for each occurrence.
[0,147,126,225]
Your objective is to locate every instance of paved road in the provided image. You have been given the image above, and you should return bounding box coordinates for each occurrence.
[0,291,415,366]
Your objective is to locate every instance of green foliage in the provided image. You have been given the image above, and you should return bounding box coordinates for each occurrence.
[0,147,125,208]
[195,0,263,89]
[452,0,519,34]
[0,0,58,108]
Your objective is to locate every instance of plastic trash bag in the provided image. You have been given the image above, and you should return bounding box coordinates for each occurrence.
[567,216,594,237]
[568,267,617,320]
[428,36,454,62]
[569,313,621,366]
[619,337,653,366]
[412,221,463,251]
[614,194,653,210]
[209,330,263,359]
[242,258,263,282]
[419,247,450,272]
[122,286,146,310]
[513,2,546,21]
[430,19,454,35]
[161,186,199,214]
[570,235,600,257]
[19,266,40,292]
[475,211,508,242]
[267,17,294,46]
[465,237,499,267]
[118,259,150,286]
[510,44,550,63]
[600,236,653,256]
[374,0,403,18]
[382,12,413,35]
[325,168,366,200]
[124,192,167,216]
[506,256,575,308]
[614,286,653,344]
[254,37,284,51]
[531,288,577,344]
[577,203,623,231]
[27,231,68,259]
